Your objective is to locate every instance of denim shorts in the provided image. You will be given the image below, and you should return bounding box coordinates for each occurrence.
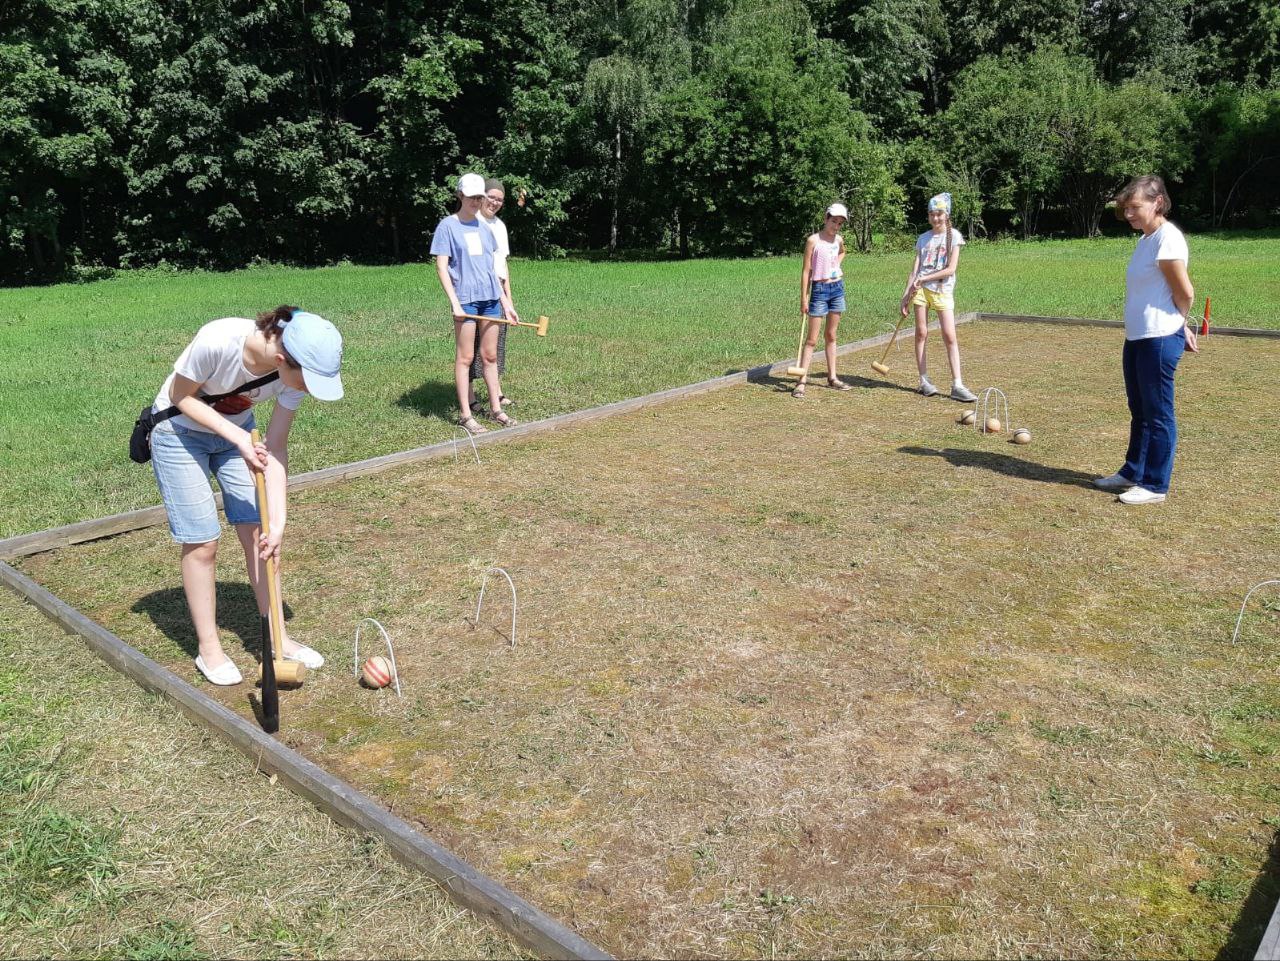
[151,418,260,543]
[808,279,846,317]
[460,299,502,321]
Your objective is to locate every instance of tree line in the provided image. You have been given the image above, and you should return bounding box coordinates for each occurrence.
[2,0,1277,283]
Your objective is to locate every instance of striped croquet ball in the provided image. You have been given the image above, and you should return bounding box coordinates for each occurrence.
[361,655,393,689]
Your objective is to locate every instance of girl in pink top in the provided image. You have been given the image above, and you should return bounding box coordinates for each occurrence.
[794,203,851,398]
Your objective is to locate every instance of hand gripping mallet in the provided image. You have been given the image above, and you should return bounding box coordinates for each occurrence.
[786,312,809,378]
[250,431,305,734]
[460,313,549,336]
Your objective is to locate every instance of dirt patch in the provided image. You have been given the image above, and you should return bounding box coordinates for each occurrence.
[21,322,1280,958]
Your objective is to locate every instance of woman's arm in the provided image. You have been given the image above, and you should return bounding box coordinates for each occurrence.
[800,236,815,309]
[256,404,295,561]
[435,255,464,319]
[170,374,266,470]
[1159,258,1198,353]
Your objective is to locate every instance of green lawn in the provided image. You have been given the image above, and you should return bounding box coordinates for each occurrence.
[0,233,1274,538]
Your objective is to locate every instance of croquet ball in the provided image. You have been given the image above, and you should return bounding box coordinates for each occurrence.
[985,417,1002,433]
[957,410,976,425]
[361,655,393,689]
[1011,427,1032,445]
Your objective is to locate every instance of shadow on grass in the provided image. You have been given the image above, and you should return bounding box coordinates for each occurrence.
[898,445,1099,489]
[396,379,458,419]
[1219,829,1280,960]
[749,371,919,395]
[131,583,292,659]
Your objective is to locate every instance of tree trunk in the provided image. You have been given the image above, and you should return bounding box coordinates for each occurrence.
[609,120,621,257]
[390,210,400,262]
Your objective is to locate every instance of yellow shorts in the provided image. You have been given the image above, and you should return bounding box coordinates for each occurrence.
[911,286,954,313]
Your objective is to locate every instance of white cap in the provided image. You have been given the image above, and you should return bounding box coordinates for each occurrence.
[826,203,849,219]
[457,173,486,197]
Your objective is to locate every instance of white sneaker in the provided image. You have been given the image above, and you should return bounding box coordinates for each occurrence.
[1118,486,1167,505]
[919,377,939,397]
[282,644,325,669]
[950,383,977,403]
[195,654,243,686]
[1093,472,1134,492]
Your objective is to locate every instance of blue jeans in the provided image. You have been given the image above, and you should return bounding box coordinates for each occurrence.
[808,280,846,317]
[151,418,260,542]
[1120,332,1185,494]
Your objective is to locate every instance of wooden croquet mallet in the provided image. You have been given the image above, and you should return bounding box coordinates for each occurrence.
[870,313,908,375]
[786,311,809,378]
[460,313,549,336]
[250,430,305,723]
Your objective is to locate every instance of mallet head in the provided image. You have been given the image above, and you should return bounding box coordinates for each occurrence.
[261,660,307,688]
[870,361,889,375]
[786,366,808,377]
[535,315,549,336]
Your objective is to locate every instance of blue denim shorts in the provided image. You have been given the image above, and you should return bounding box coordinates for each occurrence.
[151,418,260,543]
[460,299,502,321]
[808,279,846,317]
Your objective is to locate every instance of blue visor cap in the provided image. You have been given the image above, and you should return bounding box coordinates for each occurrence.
[281,311,344,401]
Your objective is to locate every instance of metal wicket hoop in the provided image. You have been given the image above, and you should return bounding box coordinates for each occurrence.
[1231,580,1280,645]
[471,566,518,648]
[353,617,403,696]
[977,386,1010,434]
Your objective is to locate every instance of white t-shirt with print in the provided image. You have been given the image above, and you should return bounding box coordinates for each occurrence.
[1124,222,1189,340]
[154,317,307,431]
[915,228,965,293]
[483,214,511,281]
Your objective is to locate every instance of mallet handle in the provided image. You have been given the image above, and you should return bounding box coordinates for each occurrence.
[250,431,286,662]
[459,313,549,336]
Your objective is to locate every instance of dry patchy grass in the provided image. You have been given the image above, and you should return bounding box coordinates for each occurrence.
[19,322,1280,958]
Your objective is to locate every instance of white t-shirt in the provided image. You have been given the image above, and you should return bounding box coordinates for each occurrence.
[154,317,307,431]
[915,228,965,293]
[1124,222,1189,340]
[482,214,510,281]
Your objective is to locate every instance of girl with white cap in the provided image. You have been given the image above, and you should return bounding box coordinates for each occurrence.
[431,172,519,433]
[147,306,344,685]
[901,193,977,402]
[793,202,851,398]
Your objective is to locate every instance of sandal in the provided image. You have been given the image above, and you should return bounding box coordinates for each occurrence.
[499,395,515,408]
[827,378,852,391]
[489,410,518,427]
[791,384,807,398]
[458,416,488,434]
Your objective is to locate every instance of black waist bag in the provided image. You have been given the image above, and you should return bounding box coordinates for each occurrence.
[129,371,280,464]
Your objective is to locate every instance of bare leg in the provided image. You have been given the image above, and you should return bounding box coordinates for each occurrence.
[455,320,477,420]
[913,303,930,378]
[938,308,964,385]
[797,315,822,386]
[824,312,842,382]
[180,540,229,666]
[478,320,504,409]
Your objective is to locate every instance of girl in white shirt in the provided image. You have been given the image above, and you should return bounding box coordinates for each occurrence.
[149,306,344,684]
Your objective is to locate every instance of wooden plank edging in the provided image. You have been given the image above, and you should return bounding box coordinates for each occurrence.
[0,319,955,560]
[0,559,613,961]
[978,311,1280,338]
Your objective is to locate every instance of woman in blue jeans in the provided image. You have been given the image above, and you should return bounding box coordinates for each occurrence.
[149,307,344,684]
[1094,175,1198,505]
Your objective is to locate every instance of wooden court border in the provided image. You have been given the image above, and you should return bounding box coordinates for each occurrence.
[5,311,1279,958]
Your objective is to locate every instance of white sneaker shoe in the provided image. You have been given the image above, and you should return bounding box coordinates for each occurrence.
[919,377,939,397]
[283,644,325,669]
[950,383,977,403]
[195,654,243,686]
[1093,472,1134,492]
[1118,486,1167,505]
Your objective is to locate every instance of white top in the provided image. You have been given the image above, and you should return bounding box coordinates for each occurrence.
[915,228,965,293]
[1124,222,1189,340]
[809,234,843,282]
[154,317,307,431]
[482,214,510,281]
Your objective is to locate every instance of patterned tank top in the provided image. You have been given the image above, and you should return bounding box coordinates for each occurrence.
[810,235,843,282]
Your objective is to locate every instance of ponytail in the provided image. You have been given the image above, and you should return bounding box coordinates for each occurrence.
[254,305,303,369]
[944,213,953,265]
